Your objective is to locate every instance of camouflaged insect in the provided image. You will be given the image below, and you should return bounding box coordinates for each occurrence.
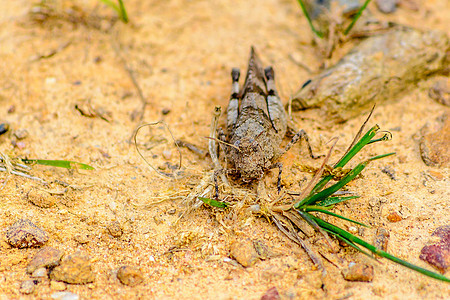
[221,47,317,186]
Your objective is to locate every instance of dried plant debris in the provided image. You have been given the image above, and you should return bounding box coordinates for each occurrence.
[6,219,49,248]
[418,113,450,168]
[291,27,449,122]
[420,225,450,274]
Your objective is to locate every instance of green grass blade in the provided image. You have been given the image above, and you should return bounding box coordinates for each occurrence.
[320,226,373,257]
[344,0,372,35]
[296,161,368,207]
[308,125,381,196]
[304,206,370,227]
[23,159,94,170]
[117,0,128,23]
[296,0,324,38]
[198,197,229,208]
[312,216,450,282]
[99,0,128,23]
[316,195,360,207]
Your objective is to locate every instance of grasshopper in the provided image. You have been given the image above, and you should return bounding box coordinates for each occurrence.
[216,47,319,196]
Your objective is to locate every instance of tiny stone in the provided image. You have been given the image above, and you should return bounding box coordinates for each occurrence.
[162,108,171,115]
[13,129,29,140]
[230,239,259,268]
[420,225,450,273]
[376,0,398,13]
[162,150,172,160]
[342,262,374,282]
[50,280,67,291]
[419,114,450,168]
[107,221,123,238]
[253,240,270,260]
[374,228,390,252]
[117,266,144,286]
[261,287,280,300]
[6,219,49,248]
[19,280,35,295]
[27,189,56,208]
[27,246,64,274]
[73,234,90,244]
[32,267,48,278]
[387,212,402,223]
[428,170,444,181]
[0,123,9,135]
[348,226,358,234]
[50,252,95,284]
[51,292,79,300]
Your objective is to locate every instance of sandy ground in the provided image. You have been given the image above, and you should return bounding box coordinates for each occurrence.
[0,0,449,299]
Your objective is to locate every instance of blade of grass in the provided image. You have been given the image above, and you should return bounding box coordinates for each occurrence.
[296,0,324,38]
[198,197,229,209]
[308,125,381,196]
[297,152,395,207]
[316,195,360,207]
[312,215,450,282]
[22,159,94,170]
[99,0,128,23]
[344,0,372,35]
[319,225,373,258]
[303,206,370,227]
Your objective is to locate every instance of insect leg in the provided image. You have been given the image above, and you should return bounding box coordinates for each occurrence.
[226,68,240,133]
[284,129,322,159]
[265,67,287,133]
[269,162,283,193]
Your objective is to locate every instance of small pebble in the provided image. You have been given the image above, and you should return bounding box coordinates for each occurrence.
[420,225,450,273]
[230,239,259,268]
[50,280,67,291]
[27,189,56,208]
[27,246,64,274]
[51,292,79,300]
[117,266,144,286]
[0,123,9,135]
[261,287,280,300]
[253,240,270,260]
[31,267,48,278]
[13,129,29,140]
[162,150,172,160]
[376,0,398,13]
[19,280,35,295]
[419,114,450,168]
[73,234,90,244]
[50,252,95,284]
[348,226,358,234]
[162,108,171,115]
[107,221,123,238]
[387,212,402,223]
[6,219,49,248]
[166,208,176,215]
[374,228,390,252]
[342,262,374,282]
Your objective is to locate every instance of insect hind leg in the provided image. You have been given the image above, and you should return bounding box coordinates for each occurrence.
[265,67,287,134]
[227,68,240,133]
